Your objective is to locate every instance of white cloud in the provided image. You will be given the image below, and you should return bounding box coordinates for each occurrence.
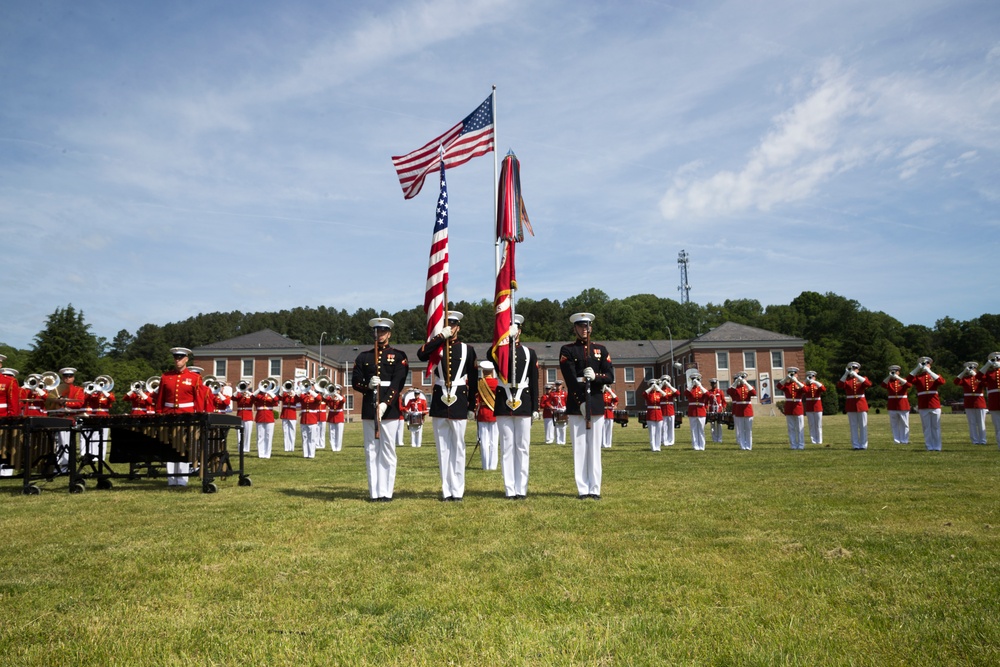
[660,60,869,219]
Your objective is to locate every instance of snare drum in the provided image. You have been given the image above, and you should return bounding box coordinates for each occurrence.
[553,409,568,425]
[613,410,629,427]
[407,412,425,429]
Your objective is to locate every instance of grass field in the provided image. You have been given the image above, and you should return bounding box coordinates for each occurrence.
[1,412,998,666]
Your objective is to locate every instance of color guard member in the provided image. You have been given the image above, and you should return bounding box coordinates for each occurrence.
[881,365,911,444]
[837,362,871,450]
[353,317,408,502]
[907,357,945,451]
[559,312,613,499]
[491,313,539,499]
[417,311,477,502]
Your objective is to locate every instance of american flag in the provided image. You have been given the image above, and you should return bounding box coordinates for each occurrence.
[422,162,449,376]
[392,94,495,200]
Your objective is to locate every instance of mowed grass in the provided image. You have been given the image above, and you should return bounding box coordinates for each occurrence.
[1,413,998,666]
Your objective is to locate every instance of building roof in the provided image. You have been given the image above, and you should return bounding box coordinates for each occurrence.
[196,328,306,352]
[684,321,805,347]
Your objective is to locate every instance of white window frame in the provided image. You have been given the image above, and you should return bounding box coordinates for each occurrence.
[625,390,636,407]
[242,358,254,377]
[546,368,558,384]
[717,351,729,370]
[624,367,636,383]
[771,350,784,370]
[269,358,281,377]
[214,359,227,377]
[643,367,654,381]
[743,350,756,370]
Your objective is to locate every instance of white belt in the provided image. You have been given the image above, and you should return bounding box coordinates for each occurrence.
[0,403,6,408]
[784,398,801,402]
[165,402,194,408]
[988,388,999,394]
[847,395,864,399]
[734,401,751,405]
[434,377,467,387]
[964,392,983,397]
[301,409,319,413]
[888,395,907,399]
[331,409,344,413]
[689,402,703,406]
[917,391,938,396]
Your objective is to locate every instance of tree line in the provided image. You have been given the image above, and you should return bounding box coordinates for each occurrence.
[2,291,997,411]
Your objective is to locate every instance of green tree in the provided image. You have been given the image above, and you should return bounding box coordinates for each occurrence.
[29,305,102,378]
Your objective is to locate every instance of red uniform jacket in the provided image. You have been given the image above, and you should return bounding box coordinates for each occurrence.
[836,376,871,413]
[981,367,1000,411]
[124,390,155,415]
[298,391,323,425]
[659,386,677,416]
[405,396,428,421]
[802,381,826,413]
[685,385,707,417]
[234,392,255,420]
[775,380,805,416]
[954,375,987,410]
[253,392,279,423]
[727,384,756,417]
[20,386,47,416]
[279,392,299,420]
[540,393,551,418]
[603,391,618,419]
[705,388,726,414]
[0,374,20,417]
[475,377,498,422]
[211,392,231,413]
[155,370,205,414]
[644,388,664,421]
[906,372,945,410]
[83,391,115,417]
[327,394,346,423]
[881,377,911,412]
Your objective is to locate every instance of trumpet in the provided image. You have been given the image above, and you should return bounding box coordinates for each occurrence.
[129,380,146,394]
[146,376,161,393]
[258,377,279,397]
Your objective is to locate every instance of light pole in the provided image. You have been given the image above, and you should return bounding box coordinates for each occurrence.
[319,331,327,378]
[665,325,676,383]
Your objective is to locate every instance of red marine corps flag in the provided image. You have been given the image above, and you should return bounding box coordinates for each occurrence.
[491,150,533,387]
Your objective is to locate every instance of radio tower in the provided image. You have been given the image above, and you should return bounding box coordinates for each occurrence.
[677,250,691,304]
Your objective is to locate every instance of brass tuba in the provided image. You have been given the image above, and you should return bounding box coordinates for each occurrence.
[95,374,114,395]
[146,376,161,393]
[258,377,279,397]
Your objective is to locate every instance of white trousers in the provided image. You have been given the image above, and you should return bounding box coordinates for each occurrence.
[544,417,555,443]
[919,408,942,451]
[409,424,424,447]
[301,423,319,458]
[555,419,567,445]
[256,422,274,458]
[166,461,190,486]
[889,410,910,444]
[434,418,467,499]
[241,420,254,452]
[661,416,676,446]
[965,408,987,444]
[992,412,1000,448]
[282,419,297,452]
[396,418,405,447]
[603,417,614,448]
[647,419,663,451]
[848,411,868,449]
[478,421,499,470]
[690,416,706,450]
[569,415,604,496]
[710,420,723,443]
[786,414,805,449]
[329,422,344,451]
[734,416,753,450]
[807,411,823,444]
[79,428,107,459]
[363,419,398,499]
[498,416,531,497]
[317,421,327,449]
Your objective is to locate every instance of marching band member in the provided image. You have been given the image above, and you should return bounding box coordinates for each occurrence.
[19,374,48,416]
[728,372,756,450]
[954,362,988,445]
[550,381,568,445]
[55,368,85,470]
[155,348,206,486]
[326,384,347,451]
[418,311,477,502]
[124,381,155,416]
[776,367,806,449]
[881,365,911,444]
[837,362,871,450]
[211,380,233,414]
[540,384,554,444]
[475,361,499,471]
[353,317,408,502]
[907,357,945,451]
[298,380,322,459]
[233,381,255,453]
[685,373,708,451]
[705,378,727,444]
[980,352,1000,447]
[603,385,619,448]
[644,378,666,451]
[559,312,614,500]
[491,313,539,499]
[317,391,328,450]
[403,389,428,448]
[82,378,115,459]
[802,371,826,445]
[279,382,300,453]
[659,376,679,448]
[0,358,21,417]
[253,382,279,459]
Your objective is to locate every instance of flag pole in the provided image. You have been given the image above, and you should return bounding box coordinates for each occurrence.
[492,85,500,280]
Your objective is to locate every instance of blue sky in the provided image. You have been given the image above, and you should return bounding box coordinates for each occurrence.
[2,0,998,349]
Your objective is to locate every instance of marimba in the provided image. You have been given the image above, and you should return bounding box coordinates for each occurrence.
[0,416,76,495]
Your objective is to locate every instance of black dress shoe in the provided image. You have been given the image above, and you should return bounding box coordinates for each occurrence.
[451,496,463,502]
[441,496,452,502]
[517,494,527,500]
[590,494,601,500]
[579,494,589,500]
[382,497,393,502]
[506,495,518,500]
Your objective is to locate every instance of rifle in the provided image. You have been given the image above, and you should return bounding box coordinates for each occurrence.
[373,326,381,439]
[584,335,592,431]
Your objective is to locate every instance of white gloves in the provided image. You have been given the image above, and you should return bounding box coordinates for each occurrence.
[368,376,381,389]
[440,326,453,340]
[377,402,387,419]
[532,411,540,420]
[910,364,924,377]
[467,410,475,420]
[580,404,587,416]
[508,325,518,341]
[583,367,596,381]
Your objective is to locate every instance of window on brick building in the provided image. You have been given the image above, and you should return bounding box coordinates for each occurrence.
[625,390,636,407]
[269,358,281,376]
[717,351,729,369]
[242,358,253,377]
[214,359,226,377]
[743,351,756,369]
[546,368,557,384]
[624,367,635,383]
